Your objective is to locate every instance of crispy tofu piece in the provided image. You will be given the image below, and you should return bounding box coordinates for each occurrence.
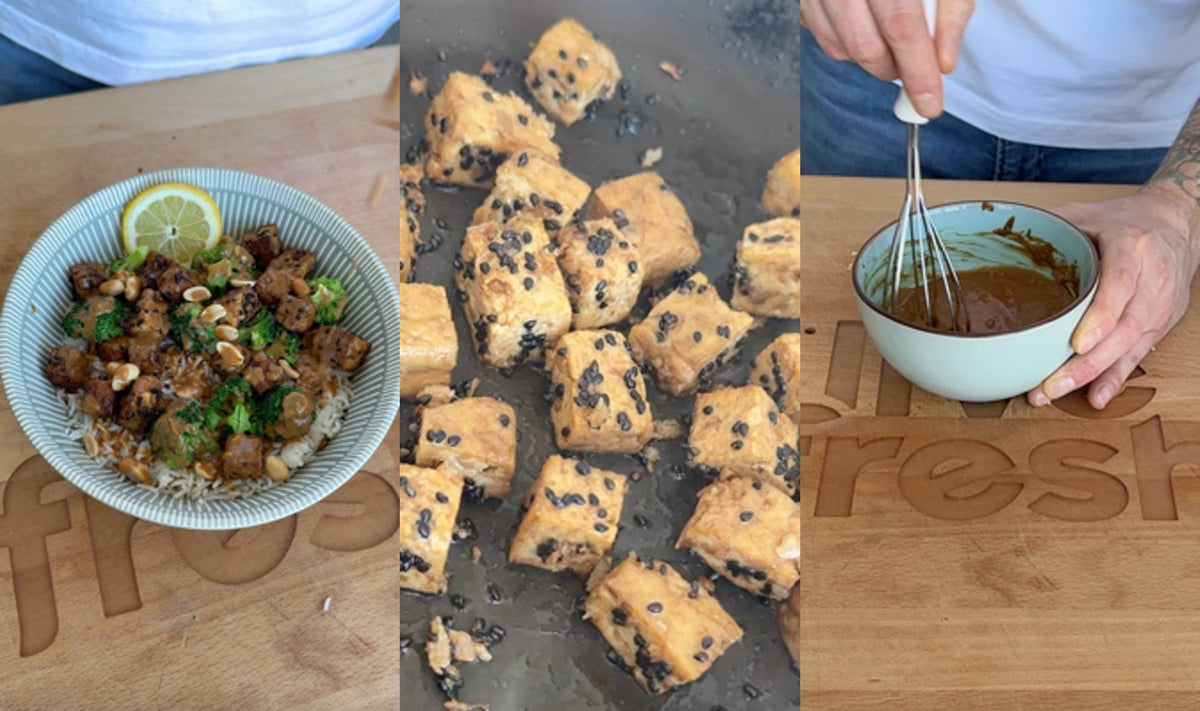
[676,476,801,599]
[415,397,517,500]
[524,18,622,126]
[750,333,801,424]
[778,580,801,672]
[587,172,699,287]
[400,283,458,400]
[627,273,755,396]
[556,218,643,329]
[425,71,560,188]
[508,455,628,575]
[454,216,571,369]
[761,149,801,218]
[687,385,800,500]
[731,217,800,319]
[399,464,464,594]
[547,329,652,453]
[470,151,590,232]
[583,554,744,695]
[400,162,424,282]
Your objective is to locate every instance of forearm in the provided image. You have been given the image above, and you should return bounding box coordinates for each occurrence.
[1145,97,1200,256]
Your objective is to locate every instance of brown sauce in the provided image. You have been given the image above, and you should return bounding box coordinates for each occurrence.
[268,391,314,440]
[895,264,1077,333]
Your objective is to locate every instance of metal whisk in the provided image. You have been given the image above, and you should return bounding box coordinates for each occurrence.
[884,0,968,331]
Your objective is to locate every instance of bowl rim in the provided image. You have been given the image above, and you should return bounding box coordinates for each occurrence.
[851,200,1101,338]
[0,165,400,529]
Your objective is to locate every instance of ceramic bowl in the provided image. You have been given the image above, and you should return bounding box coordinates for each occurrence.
[852,201,1099,402]
[0,167,400,529]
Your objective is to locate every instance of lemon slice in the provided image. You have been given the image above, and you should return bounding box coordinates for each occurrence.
[121,182,221,265]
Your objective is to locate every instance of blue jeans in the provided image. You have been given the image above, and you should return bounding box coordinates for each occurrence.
[0,33,106,105]
[800,28,1168,183]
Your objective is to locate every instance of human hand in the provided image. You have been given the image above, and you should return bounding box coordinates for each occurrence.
[1028,185,1200,409]
[800,0,975,118]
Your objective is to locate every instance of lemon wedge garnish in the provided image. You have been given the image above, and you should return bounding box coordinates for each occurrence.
[120,182,221,265]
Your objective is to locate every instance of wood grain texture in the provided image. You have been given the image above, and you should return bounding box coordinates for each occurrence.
[0,47,400,709]
[801,177,1200,708]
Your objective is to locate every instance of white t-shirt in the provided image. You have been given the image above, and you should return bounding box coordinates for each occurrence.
[0,0,398,86]
[943,0,1200,150]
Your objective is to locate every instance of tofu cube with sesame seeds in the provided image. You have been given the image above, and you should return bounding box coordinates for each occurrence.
[454,216,572,369]
[676,476,801,600]
[761,149,801,218]
[687,385,800,500]
[779,581,801,671]
[415,396,518,501]
[400,205,416,283]
[546,329,653,453]
[425,71,560,188]
[399,464,464,595]
[399,283,458,400]
[400,162,424,282]
[470,151,591,233]
[587,171,700,287]
[750,332,801,424]
[627,273,756,396]
[583,553,743,695]
[524,18,622,126]
[508,455,628,575]
[556,218,643,329]
[730,217,801,319]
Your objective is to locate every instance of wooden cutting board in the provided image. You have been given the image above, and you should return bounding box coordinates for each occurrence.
[0,47,401,709]
[800,177,1200,710]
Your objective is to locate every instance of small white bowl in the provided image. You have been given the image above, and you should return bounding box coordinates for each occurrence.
[852,201,1098,402]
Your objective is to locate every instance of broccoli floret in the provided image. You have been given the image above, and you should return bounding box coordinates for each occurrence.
[191,244,225,269]
[110,245,149,275]
[265,330,302,364]
[309,276,346,324]
[150,402,218,470]
[204,377,254,431]
[254,385,301,437]
[169,302,215,353]
[204,259,233,291]
[239,310,281,351]
[62,296,126,344]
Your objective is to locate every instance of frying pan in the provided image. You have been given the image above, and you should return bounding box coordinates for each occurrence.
[399,1,800,708]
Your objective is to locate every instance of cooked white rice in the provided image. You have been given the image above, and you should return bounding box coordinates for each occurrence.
[62,369,352,502]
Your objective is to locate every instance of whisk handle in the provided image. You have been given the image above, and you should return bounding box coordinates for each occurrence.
[892,0,938,125]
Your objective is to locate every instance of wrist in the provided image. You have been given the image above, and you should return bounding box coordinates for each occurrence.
[1140,177,1200,240]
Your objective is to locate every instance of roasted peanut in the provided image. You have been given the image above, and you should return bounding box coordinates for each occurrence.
[183,285,211,303]
[215,324,239,341]
[193,461,218,481]
[123,274,141,301]
[117,457,151,485]
[230,277,256,288]
[82,432,100,458]
[265,455,290,482]
[111,363,140,392]
[104,361,121,376]
[200,303,226,324]
[291,277,311,297]
[216,341,245,368]
[99,278,126,296]
[279,359,300,379]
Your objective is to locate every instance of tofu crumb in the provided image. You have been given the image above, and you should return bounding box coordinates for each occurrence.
[322,596,331,612]
[480,59,497,77]
[651,418,684,440]
[410,70,428,96]
[471,546,483,563]
[659,61,684,81]
[640,146,664,168]
[444,701,489,711]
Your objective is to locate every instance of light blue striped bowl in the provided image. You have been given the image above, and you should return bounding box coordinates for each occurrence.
[0,167,399,530]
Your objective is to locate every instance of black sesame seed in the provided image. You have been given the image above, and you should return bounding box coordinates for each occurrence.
[436,492,449,504]
[612,607,628,625]
[517,152,529,167]
[692,330,702,343]
[633,514,650,528]
[523,277,534,290]
[743,683,762,700]
[604,476,616,491]
[647,602,663,614]
[594,522,609,533]
[439,117,449,133]
[701,635,714,649]
[447,435,461,447]
[702,405,714,415]
[450,594,467,610]
[482,91,495,103]
[499,414,510,427]
[731,440,743,450]
[739,511,754,522]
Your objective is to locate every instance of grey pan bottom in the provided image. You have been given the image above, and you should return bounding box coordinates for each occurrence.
[399,1,800,708]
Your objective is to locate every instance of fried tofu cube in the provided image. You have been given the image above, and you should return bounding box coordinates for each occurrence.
[415,397,518,500]
[750,333,801,424]
[454,216,571,369]
[524,18,622,126]
[399,283,458,400]
[583,554,744,695]
[587,172,699,287]
[627,273,756,396]
[400,162,424,282]
[731,217,800,319]
[425,71,560,188]
[676,476,801,599]
[779,581,801,672]
[508,455,628,575]
[399,463,464,595]
[547,329,653,453]
[761,149,801,218]
[687,385,800,500]
[400,207,416,284]
[556,219,643,329]
[470,151,590,232]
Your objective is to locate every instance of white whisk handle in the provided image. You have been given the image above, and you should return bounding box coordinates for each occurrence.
[892,0,938,125]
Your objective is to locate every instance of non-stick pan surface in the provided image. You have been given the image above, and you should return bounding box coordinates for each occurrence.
[399,1,800,708]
